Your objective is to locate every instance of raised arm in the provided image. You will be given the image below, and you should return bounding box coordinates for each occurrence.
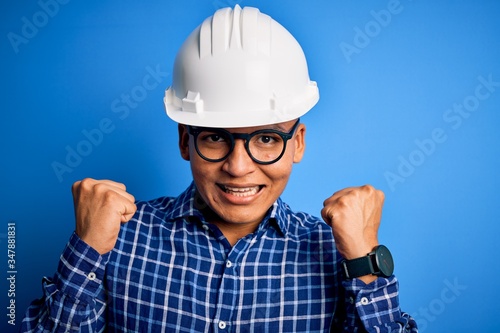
[322,185,418,332]
[21,178,137,332]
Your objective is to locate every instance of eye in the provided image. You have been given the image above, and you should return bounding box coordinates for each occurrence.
[208,134,224,142]
[254,133,282,145]
[259,136,275,144]
[200,133,226,143]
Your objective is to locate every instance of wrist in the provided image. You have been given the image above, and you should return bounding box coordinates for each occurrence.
[357,274,378,284]
[341,245,394,280]
[342,241,379,260]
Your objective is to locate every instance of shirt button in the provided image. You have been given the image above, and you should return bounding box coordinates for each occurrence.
[226,260,233,268]
[88,272,96,281]
[202,225,209,231]
[360,297,370,305]
[218,321,227,329]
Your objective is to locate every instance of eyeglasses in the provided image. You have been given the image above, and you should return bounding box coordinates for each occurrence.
[187,119,300,165]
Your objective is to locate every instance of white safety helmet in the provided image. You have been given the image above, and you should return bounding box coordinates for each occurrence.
[164,5,319,128]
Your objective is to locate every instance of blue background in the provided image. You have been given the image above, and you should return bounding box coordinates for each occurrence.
[1,0,499,332]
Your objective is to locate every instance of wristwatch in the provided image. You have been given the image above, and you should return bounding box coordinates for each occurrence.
[341,245,394,279]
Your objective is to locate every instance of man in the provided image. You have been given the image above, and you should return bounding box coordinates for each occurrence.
[22,5,417,332]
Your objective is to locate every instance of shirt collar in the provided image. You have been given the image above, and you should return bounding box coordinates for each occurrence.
[264,198,289,236]
[165,182,290,236]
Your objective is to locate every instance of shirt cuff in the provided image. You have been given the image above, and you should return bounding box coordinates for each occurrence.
[342,275,407,330]
[53,232,110,305]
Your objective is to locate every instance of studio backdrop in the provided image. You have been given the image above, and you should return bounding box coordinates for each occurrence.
[2,1,499,332]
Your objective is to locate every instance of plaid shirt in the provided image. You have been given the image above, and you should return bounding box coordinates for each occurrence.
[22,183,417,332]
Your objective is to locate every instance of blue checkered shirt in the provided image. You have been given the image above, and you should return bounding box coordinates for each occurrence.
[22,183,417,332]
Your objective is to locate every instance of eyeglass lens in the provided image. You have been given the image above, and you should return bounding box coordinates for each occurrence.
[195,130,286,163]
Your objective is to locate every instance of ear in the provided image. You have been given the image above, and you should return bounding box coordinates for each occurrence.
[293,123,306,163]
[178,124,190,161]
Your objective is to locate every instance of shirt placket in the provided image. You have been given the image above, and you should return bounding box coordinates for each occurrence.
[211,236,253,332]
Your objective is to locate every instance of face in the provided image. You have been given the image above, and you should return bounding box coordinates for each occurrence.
[178,119,306,227]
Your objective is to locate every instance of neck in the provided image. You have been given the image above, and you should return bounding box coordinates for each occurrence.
[210,219,261,246]
[194,190,264,246]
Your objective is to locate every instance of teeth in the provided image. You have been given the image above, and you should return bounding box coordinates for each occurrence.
[223,185,260,197]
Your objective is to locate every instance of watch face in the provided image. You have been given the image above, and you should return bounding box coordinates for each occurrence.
[375,245,394,277]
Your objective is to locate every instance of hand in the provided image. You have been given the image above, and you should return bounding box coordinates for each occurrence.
[72,178,137,254]
[321,185,384,261]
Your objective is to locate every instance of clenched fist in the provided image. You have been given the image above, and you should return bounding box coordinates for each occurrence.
[321,185,384,282]
[72,178,137,254]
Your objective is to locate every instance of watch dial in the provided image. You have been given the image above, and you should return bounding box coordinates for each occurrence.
[376,245,394,277]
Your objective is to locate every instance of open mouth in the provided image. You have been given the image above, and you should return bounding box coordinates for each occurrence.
[217,184,264,197]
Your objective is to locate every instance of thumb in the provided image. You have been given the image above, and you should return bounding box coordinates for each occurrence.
[320,205,335,226]
[120,201,137,223]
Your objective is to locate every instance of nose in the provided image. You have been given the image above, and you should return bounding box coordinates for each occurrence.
[221,139,256,176]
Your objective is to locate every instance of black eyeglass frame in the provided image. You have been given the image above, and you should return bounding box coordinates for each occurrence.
[186,118,301,165]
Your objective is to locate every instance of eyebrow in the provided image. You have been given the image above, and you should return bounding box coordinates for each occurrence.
[267,124,288,131]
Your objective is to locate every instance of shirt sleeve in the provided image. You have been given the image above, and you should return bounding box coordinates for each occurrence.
[21,233,110,333]
[340,275,418,333]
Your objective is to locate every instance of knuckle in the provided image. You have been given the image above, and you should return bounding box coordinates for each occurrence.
[323,193,338,207]
[79,178,96,192]
[335,196,349,207]
[113,180,126,190]
[377,189,385,201]
[360,184,384,200]
[102,189,118,202]
[128,200,137,211]
[361,184,375,193]
[93,182,109,194]
[321,208,334,225]
[71,181,81,193]
[80,177,94,186]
